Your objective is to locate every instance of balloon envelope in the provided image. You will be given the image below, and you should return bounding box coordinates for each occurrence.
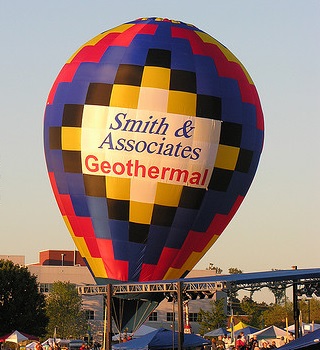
[44,17,264,284]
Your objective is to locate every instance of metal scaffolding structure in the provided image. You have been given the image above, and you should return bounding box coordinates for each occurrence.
[78,268,320,350]
[78,280,226,296]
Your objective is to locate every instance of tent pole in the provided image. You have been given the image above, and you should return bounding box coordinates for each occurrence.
[292,265,300,339]
[177,281,184,350]
[103,297,107,350]
[172,300,175,350]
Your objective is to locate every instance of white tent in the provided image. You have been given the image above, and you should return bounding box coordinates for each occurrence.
[112,325,157,341]
[133,325,157,338]
[249,325,288,340]
[287,322,320,334]
[41,338,63,346]
[5,331,29,343]
[26,342,38,350]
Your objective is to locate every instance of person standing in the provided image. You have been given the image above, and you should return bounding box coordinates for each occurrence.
[211,338,217,350]
[235,335,244,350]
[279,336,286,347]
[249,335,259,350]
[269,340,277,349]
[223,335,232,349]
[35,342,43,350]
[216,335,225,350]
[240,332,247,350]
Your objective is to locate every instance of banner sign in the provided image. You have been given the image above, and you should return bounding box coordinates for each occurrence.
[82,106,221,188]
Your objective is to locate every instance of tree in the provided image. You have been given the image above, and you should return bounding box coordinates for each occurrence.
[299,297,320,324]
[228,268,243,275]
[0,259,47,335]
[227,267,243,314]
[268,281,287,304]
[240,296,269,328]
[267,270,287,304]
[207,264,223,274]
[46,281,88,339]
[262,301,293,328]
[198,299,226,335]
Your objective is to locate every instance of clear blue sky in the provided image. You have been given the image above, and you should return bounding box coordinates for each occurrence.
[1,1,319,282]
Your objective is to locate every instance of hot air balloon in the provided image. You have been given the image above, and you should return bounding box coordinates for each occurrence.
[44,17,264,331]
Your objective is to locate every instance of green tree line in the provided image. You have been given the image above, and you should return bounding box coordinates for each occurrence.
[197,295,320,335]
[0,260,87,339]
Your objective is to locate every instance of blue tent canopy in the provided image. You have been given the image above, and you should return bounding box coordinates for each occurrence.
[204,328,230,337]
[234,326,260,337]
[112,328,210,350]
[278,328,320,350]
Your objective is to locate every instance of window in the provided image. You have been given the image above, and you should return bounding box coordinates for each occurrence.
[149,312,157,321]
[86,310,95,320]
[189,313,198,322]
[167,312,175,322]
[39,283,51,293]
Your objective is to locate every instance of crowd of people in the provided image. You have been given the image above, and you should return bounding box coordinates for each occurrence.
[34,341,100,350]
[210,332,290,349]
[35,341,63,350]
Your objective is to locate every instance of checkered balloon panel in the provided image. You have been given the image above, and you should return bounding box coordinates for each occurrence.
[44,17,264,282]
